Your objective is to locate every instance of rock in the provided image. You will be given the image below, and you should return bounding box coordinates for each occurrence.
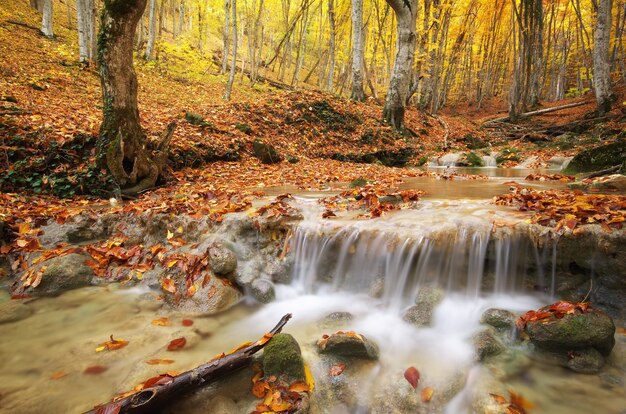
[378,195,403,205]
[262,333,305,383]
[0,301,33,324]
[318,332,379,360]
[564,140,626,174]
[253,140,281,164]
[525,307,615,356]
[567,348,605,374]
[403,304,433,327]
[415,285,445,307]
[547,156,574,170]
[34,254,94,295]
[250,278,275,303]
[473,329,505,361]
[265,259,292,284]
[171,275,241,314]
[368,278,384,298]
[371,378,421,414]
[589,174,626,192]
[318,312,353,330]
[207,243,237,276]
[480,308,516,330]
[65,217,107,243]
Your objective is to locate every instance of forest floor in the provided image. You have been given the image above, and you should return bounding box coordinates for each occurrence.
[0,1,625,229]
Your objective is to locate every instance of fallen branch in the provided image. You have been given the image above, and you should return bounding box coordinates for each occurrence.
[211,55,292,91]
[582,165,621,179]
[86,313,293,414]
[483,101,588,125]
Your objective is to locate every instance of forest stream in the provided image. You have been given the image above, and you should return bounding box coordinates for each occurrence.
[1,169,624,414]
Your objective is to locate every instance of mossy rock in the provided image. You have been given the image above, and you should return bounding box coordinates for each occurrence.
[525,308,615,356]
[564,139,626,174]
[262,333,305,383]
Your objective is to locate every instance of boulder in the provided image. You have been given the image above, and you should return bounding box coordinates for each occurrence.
[318,332,379,360]
[170,275,241,314]
[403,304,433,327]
[589,174,626,192]
[262,333,306,383]
[253,140,281,164]
[0,301,33,324]
[473,329,505,361]
[250,278,275,303]
[564,139,626,174]
[34,254,94,295]
[415,285,445,307]
[318,312,354,330]
[207,243,237,276]
[480,308,516,330]
[264,259,291,284]
[525,307,615,356]
[567,348,605,374]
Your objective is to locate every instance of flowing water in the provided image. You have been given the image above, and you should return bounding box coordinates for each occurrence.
[0,176,624,414]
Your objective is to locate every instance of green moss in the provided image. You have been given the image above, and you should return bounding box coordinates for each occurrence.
[349,177,367,188]
[496,148,520,165]
[235,123,252,134]
[262,333,305,382]
[464,152,485,167]
[557,315,589,336]
[185,111,205,126]
[564,139,626,174]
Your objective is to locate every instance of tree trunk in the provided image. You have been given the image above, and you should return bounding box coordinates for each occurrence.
[350,0,366,101]
[30,0,44,13]
[383,0,418,131]
[221,0,231,74]
[593,0,613,115]
[224,0,237,100]
[327,0,336,92]
[77,0,89,61]
[145,0,157,60]
[41,0,54,37]
[98,0,171,196]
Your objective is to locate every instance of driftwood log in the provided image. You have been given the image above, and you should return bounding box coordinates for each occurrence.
[86,313,293,414]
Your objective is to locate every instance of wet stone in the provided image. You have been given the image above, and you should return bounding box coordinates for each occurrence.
[0,301,33,324]
[480,308,516,330]
[318,332,379,360]
[567,348,605,374]
[403,303,433,327]
[207,243,238,275]
[32,253,94,295]
[250,278,275,303]
[262,333,305,383]
[318,312,354,330]
[473,329,505,361]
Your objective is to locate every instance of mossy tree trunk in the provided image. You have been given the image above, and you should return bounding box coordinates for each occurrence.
[97,0,171,196]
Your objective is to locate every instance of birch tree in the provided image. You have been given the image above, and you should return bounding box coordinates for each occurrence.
[145,0,158,60]
[350,0,366,101]
[76,0,96,62]
[224,0,238,100]
[41,0,54,38]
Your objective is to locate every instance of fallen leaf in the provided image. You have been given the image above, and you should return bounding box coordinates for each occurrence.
[404,366,420,389]
[146,359,175,365]
[167,337,186,351]
[84,365,108,375]
[151,317,170,326]
[329,363,346,376]
[50,372,67,379]
[95,335,129,352]
[421,387,434,402]
[289,381,310,392]
[181,319,194,326]
[161,277,177,293]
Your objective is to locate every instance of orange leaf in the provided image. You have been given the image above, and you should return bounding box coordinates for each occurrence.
[151,317,170,326]
[255,333,274,346]
[421,387,434,402]
[329,363,346,376]
[289,381,310,392]
[143,374,175,388]
[50,372,67,379]
[252,380,270,398]
[146,359,175,365]
[95,336,129,352]
[491,393,508,404]
[84,365,107,375]
[269,400,292,412]
[167,337,186,351]
[161,277,177,293]
[404,366,420,389]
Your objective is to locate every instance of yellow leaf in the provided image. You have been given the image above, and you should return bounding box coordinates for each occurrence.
[304,362,315,392]
[421,387,434,402]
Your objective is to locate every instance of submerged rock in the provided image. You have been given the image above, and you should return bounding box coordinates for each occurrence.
[403,304,433,327]
[31,253,94,295]
[525,307,615,356]
[473,329,505,361]
[480,308,516,330]
[317,312,354,330]
[567,348,605,374]
[318,332,379,360]
[262,333,305,383]
[0,301,33,324]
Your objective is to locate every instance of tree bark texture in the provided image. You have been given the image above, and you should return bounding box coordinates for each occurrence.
[327,0,336,92]
[350,0,366,101]
[224,0,237,100]
[98,0,171,196]
[383,0,418,131]
[41,0,53,37]
[221,0,231,74]
[77,0,96,62]
[593,0,614,115]
[145,0,158,60]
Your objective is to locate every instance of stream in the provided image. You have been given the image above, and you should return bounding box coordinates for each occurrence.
[0,169,624,414]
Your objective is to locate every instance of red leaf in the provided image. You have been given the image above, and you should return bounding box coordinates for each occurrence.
[167,337,186,351]
[329,363,346,376]
[84,365,108,375]
[404,366,420,389]
[182,319,194,326]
